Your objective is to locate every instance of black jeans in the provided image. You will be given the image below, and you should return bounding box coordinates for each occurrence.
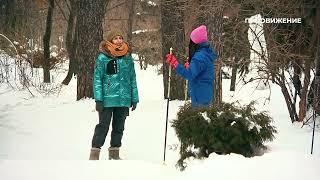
[91,107,129,148]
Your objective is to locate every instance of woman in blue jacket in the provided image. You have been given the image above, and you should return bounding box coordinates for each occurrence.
[166,25,217,107]
[89,30,139,160]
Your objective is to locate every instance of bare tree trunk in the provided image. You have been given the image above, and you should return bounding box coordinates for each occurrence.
[76,0,107,100]
[292,60,302,99]
[313,42,320,117]
[161,0,186,100]
[126,0,135,46]
[230,57,238,91]
[43,0,54,83]
[313,5,320,115]
[62,0,78,85]
[298,60,311,121]
[276,75,299,122]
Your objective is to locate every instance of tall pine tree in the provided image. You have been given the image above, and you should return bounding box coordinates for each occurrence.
[161,0,187,100]
[75,0,108,100]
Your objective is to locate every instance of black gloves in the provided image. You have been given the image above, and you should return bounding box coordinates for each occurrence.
[131,102,137,111]
[95,101,104,112]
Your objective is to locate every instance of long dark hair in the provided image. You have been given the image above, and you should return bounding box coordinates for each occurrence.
[188,39,198,63]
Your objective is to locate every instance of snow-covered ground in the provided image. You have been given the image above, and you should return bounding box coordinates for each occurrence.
[0,61,319,180]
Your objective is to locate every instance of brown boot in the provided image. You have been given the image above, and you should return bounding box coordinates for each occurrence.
[108,147,121,160]
[89,147,100,160]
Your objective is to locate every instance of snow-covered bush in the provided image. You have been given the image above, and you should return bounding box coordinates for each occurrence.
[172,101,277,170]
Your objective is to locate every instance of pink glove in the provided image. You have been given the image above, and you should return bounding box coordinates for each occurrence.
[165,54,178,69]
[184,62,189,69]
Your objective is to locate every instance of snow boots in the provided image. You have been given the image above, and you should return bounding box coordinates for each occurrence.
[108,147,121,160]
[89,147,120,160]
[89,147,100,160]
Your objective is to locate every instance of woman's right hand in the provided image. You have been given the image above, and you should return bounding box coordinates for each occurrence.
[165,54,178,69]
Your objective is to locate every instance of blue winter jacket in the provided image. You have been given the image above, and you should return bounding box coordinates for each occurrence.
[93,53,139,107]
[175,42,217,107]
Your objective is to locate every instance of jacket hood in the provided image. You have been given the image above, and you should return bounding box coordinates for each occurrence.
[195,42,217,62]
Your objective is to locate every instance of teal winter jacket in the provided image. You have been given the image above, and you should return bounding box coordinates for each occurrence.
[93,53,139,107]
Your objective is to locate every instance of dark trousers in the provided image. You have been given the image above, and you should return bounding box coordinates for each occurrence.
[91,107,128,148]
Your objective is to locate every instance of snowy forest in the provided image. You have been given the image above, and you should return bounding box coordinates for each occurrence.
[0,0,320,180]
[1,0,320,122]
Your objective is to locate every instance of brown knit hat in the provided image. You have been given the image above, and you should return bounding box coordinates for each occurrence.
[106,29,123,42]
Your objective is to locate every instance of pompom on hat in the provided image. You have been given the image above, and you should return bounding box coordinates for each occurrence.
[190,25,208,44]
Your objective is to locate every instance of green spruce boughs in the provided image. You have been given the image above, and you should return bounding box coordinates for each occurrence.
[172,101,277,170]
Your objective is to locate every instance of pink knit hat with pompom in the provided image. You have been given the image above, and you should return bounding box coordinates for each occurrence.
[190,25,208,44]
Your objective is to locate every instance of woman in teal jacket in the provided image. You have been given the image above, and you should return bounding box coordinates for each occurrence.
[89,30,139,160]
